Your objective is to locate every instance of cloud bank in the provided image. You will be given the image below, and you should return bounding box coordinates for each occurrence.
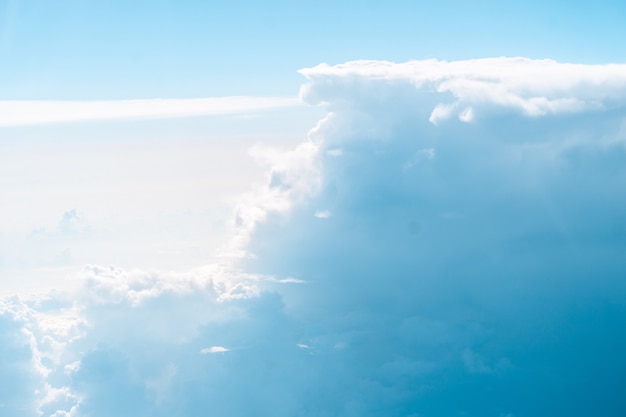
[299,58,626,122]
[2,57,626,417]
[0,96,300,126]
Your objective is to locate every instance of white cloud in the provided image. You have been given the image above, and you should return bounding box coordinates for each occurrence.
[0,96,301,127]
[200,346,229,354]
[299,57,626,123]
[429,102,458,125]
[219,141,321,259]
[2,57,626,417]
[458,106,474,122]
[313,210,331,219]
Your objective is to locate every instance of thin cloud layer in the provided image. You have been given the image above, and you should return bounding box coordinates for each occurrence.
[2,58,626,417]
[0,96,300,126]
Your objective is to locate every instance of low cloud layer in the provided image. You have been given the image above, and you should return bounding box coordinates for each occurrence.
[2,57,626,416]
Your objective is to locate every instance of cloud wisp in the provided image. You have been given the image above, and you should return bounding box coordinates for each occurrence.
[0,96,301,127]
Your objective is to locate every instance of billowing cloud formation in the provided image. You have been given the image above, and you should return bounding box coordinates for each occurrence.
[251,58,626,416]
[0,96,300,126]
[299,58,626,123]
[2,58,626,417]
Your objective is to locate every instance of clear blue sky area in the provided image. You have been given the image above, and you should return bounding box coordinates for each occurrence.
[1,0,625,99]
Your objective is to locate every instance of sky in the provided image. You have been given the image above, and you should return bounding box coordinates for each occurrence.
[1,1,626,417]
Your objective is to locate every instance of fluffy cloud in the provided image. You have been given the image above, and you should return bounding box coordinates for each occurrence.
[299,58,626,121]
[2,57,626,417]
[250,57,626,416]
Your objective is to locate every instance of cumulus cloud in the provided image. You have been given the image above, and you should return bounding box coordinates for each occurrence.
[299,57,626,123]
[0,96,301,127]
[2,57,626,417]
[219,141,321,259]
[250,57,626,416]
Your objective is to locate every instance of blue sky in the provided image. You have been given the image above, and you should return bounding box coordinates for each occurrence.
[2,0,626,99]
[1,1,626,417]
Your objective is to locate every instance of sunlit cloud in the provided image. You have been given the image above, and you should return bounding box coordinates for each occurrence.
[2,57,626,417]
[299,57,626,123]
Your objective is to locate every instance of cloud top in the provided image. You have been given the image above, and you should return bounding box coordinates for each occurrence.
[299,57,626,123]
